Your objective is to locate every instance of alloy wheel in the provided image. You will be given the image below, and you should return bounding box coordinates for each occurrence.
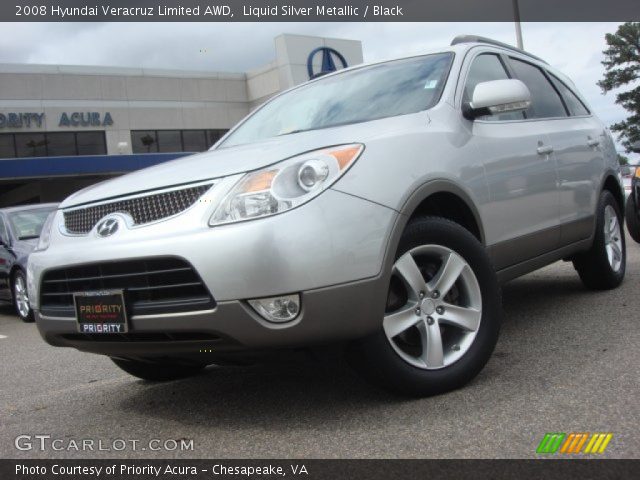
[14,274,30,319]
[384,245,482,370]
[604,204,623,272]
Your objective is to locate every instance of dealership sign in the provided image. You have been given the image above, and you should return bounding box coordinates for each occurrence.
[0,112,113,128]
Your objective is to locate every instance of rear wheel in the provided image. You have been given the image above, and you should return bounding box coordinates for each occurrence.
[573,190,625,290]
[348,217,502,397]
[111,358,206,381]
[625,195,640,243]
[12,270,34,323]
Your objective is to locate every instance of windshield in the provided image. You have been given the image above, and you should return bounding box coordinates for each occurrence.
[8,207,55,240]
[222,52,454,147]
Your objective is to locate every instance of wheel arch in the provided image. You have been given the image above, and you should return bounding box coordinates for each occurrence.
[601,171,625,216]
[379,180,486,285]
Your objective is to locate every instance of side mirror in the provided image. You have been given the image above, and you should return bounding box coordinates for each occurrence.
[464,79,531,120]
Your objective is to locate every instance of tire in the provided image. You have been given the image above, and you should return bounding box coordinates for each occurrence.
[625,195,640,244]
[348,216,502,397]
[573,190,626,290]
[12,270,34,323]
[111,358,206,381]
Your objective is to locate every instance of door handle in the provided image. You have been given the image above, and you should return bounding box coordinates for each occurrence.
[537,145,554,155]
[587,138,600,148]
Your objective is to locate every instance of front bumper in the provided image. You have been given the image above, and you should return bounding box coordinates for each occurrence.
[30,188,397,355]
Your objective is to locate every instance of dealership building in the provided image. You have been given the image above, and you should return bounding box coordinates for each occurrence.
[0,34,363,207]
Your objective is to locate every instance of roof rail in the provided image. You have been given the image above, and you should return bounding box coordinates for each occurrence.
[451,35,548,64]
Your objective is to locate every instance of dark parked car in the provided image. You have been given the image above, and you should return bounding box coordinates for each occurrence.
[0,203,58,322]
[626,166,640,243]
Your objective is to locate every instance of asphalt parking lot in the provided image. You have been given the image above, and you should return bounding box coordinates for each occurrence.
[1,236,639,459]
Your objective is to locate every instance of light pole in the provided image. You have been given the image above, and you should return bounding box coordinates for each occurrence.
[513,0,524,49]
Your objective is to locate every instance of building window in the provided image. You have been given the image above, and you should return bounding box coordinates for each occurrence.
[131,129,228,154]
[0,131,107,159]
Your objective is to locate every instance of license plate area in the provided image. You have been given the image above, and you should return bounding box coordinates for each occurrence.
[73,290,128,334]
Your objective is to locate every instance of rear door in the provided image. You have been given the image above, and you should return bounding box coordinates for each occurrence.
[544,72,602,245]
[459,51,561,270]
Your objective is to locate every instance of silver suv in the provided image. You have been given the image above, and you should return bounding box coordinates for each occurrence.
[29,36,625,395]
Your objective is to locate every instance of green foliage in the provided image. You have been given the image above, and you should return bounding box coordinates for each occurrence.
[617,153,629,165]
[598,22,640,152]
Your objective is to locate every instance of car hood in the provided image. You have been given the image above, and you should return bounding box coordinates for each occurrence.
[59,123,385,208]
[11,238,37,256]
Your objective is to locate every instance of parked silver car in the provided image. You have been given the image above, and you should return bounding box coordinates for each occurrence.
[28,36,625,395]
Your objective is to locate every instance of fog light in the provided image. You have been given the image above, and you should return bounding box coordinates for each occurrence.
[248,294,300,323]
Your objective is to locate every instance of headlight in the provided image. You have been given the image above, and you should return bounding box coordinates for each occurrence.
[35,211,56,252]
[210,143,363,226]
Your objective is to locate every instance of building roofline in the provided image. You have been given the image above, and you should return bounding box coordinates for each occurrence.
[0,62,246,80]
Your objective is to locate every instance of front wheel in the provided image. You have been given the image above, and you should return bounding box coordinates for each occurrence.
[573,190,625,290]
[348,217,502,397]
[13,270,34,323]
[111,358,206,381]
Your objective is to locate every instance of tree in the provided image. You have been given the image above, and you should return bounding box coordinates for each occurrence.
[617,153,630,165]
[598,22,640,152]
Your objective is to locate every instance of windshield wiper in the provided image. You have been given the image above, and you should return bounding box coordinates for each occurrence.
[18,235,39,240]
[277,128,312,136]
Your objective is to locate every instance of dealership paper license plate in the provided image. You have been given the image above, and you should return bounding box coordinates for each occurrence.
[73,290,128,334]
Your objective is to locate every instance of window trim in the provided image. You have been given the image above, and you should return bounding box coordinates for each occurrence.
[456,46,591,124]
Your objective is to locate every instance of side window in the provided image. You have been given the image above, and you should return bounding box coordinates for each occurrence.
[509,58,568,119]
[548,75,590,116]
[463,54,524,121]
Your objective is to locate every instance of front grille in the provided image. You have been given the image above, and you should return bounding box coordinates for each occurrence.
[40,257,215,318]
[63,184,211,234]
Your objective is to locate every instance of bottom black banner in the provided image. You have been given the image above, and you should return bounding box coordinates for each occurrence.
[1,459,638,480]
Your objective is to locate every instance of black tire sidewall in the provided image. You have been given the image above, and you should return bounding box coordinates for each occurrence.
[574,191,625,289]
[350,217,502,396]
[625,195,640,243]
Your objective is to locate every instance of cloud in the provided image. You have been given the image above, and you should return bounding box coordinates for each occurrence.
[0,21,635,157]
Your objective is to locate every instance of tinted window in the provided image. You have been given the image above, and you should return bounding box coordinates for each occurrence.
[76,131,107,155]
[182,130,207,152]
[132,131,158,153]
[509,58,567,119]
[0,134,15,158]
[157,130,182,153]
[46,132,76,156]
[222,53,454,147]
[464,54,524,121]
[15,133,47,157]
[548,75,590,116]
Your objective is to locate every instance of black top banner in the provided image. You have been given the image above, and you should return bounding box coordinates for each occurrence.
[2,0,640,22]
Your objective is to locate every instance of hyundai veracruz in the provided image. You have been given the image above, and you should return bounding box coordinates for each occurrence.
[28,36,626,395]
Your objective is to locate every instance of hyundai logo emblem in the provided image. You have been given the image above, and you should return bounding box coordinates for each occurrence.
[307,47,348,80]
[96,218,119,237]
